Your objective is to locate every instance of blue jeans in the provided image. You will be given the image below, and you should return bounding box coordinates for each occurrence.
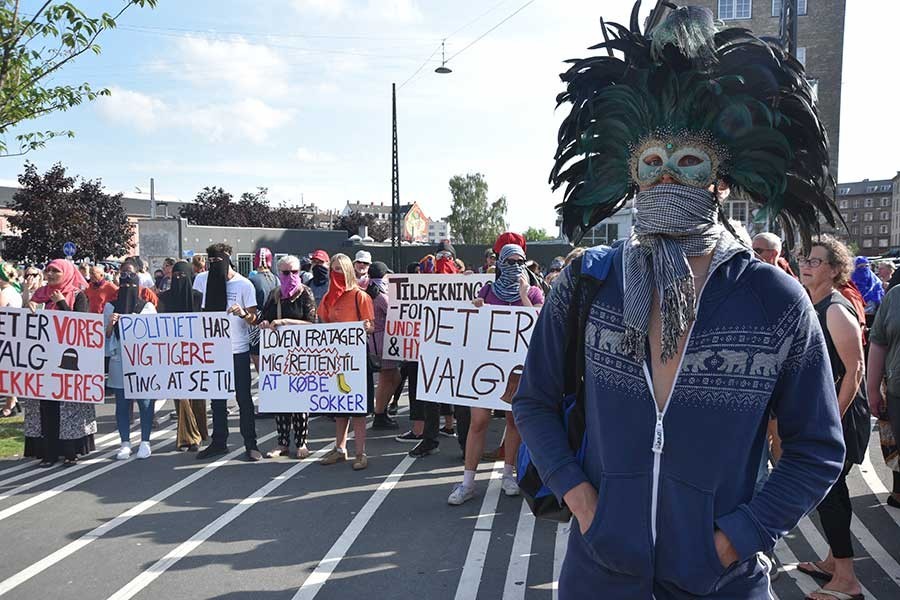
[210,351,256,451]
[114,388,156,443]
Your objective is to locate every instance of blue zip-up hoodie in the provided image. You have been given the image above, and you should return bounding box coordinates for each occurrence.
[513,246,845,599]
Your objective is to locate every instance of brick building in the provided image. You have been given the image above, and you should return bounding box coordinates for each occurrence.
[834,176,900,254]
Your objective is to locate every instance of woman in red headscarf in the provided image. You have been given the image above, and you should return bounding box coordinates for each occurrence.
[25,259,97,467]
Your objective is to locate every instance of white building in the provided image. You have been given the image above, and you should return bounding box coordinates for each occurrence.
[562,201,634,246]
[427,220,451,244]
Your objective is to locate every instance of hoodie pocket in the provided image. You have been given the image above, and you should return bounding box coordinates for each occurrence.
[581,472,652,578]
[655,474,725,596]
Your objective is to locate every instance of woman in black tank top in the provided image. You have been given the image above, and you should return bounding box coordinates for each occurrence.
[797,236,869,600]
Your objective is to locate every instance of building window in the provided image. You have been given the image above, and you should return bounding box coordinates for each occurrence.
[840,213,849,223]
[880,239,890,248]
[582,222,619,246]
[851,213,858,222]
[863,239,874,248]
[772,0,807,16]
[839,199,848,209]
[853,199,860,208]
[838,187,851,195]
[867,185,878,193]
[865,198,874,207]
[795,47,806,67]
[882,197,891,207]
[236,254,252,276]
[880,225,890,235]
[864,212,874,222]
[882,211,890,221]
[881,184,892,192]
[864,225,873,235]
[851,226,858,235]
[719,0,751,20]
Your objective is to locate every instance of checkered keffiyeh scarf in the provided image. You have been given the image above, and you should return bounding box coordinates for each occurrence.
[621,184,743,363]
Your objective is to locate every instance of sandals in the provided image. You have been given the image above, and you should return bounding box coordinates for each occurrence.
[295,446,311,459]
[265,446,290,458]
[797,562,833,582]
[805,588,864,600]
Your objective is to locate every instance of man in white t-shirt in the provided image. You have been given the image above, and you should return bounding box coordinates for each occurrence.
[193,243,261,461]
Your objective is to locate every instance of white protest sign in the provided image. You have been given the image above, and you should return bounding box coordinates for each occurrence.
[258,321,368,413]
[417,305,539,410]
[382,273,493,362]
[0,307,105,403]
[118,312,234,399]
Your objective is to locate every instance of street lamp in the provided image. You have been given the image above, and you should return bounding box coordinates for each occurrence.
[435,40,452,74]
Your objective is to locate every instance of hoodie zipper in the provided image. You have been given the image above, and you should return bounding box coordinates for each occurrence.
[641,275,710,544]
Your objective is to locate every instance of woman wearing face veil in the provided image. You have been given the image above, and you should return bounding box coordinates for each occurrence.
[104,265,158,460]
[159,261,207,451]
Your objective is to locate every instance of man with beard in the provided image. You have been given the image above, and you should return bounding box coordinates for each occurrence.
[512,5,845,599]
[193,243,261,461]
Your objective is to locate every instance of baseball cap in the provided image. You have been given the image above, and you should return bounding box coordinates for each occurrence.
[311,250,330,263]
[355,250,372,264]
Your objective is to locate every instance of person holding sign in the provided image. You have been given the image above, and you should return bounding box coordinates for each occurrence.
[193,243,261,462]
[104,267,158,460]
[368,261,400,430]
[0,262,23,418]
[317,254,375,471]
[26,259,97,467]
[159,260,207,452]
[448,243,544,506]
[257,255,317,459]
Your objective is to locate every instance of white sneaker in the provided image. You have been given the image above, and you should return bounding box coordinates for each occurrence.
[501,475,521,497]
[448,484,476,506]
[136,442,151,460]
[116,444,131,460]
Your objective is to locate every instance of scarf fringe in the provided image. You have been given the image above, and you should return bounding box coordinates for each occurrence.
[659,276,695,363]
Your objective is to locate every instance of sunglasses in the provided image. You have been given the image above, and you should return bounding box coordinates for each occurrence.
[281,269,299,275]
[25,273,39,278]
[797,257,824,268]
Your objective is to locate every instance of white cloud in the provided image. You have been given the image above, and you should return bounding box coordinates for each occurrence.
[154,36,291,98]
[296,147,337,163]
[291,0,422,23]
[97,89,292,144]
[97,87,168,133]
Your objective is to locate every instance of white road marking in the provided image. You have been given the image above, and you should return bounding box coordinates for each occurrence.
[858,453,900,529]
[453,461,504,600]
[796,516,877,600]
[774,537,821,597]
[291,455,416,600]
[0,428,178,522]
[552,522,569,600]
[105,444,334,600]
[0,421,177,505]
[0,430,278,596]
[502,500,536,600]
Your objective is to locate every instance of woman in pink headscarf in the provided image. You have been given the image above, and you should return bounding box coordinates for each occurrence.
[25,259,98,467]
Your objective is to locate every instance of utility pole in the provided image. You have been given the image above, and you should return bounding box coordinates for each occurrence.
[149,177,156,219]
[391,83,401,272]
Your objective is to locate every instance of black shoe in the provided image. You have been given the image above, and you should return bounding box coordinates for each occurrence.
[395,431,422,443]
[387,401,399,416]
[409,439,440,458]
[187,444,200,452]
[439,426,456,437]
[888,495,900,509]
[372,413,400,430]
[197,445,228,460]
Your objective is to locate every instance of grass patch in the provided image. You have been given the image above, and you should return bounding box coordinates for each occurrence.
[0,414,24,459]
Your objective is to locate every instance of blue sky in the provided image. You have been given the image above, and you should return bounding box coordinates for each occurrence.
[1,0,897,234]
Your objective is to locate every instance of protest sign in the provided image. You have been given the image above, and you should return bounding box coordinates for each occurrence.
[118,312,234,399]
[258,321,368,414]
[0,307,105,403]
[417,305,539,411]
[382,273,493,362]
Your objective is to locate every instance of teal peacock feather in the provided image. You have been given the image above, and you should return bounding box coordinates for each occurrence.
[551,1,838,249]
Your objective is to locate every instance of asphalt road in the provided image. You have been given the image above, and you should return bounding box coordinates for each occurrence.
[0,390,898,600]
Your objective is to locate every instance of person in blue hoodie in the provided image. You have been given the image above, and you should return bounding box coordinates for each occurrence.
[513,5,846,599]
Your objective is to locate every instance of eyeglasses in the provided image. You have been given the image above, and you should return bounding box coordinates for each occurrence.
[797,257,825,268]
[281,269,299,275]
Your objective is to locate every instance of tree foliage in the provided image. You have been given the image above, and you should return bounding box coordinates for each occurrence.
[524,226,553,242]
[336,211,375,238]
[5,161,133,262]
[179,186,312,229]
[446,173,507,244]
[0,0,157,157]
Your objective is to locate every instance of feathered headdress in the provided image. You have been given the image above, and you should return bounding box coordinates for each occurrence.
[550,1,837,249]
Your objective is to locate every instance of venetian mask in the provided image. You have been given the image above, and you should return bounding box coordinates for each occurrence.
[630,135,721,190]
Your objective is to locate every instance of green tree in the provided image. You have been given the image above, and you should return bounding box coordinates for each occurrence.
[6,161,133,262]
[524,226,553,242]
[336,211,375,238]
[179,186,236,226]
[180,187,314,229]
[0,0,157,157]
[446,173,508,244]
